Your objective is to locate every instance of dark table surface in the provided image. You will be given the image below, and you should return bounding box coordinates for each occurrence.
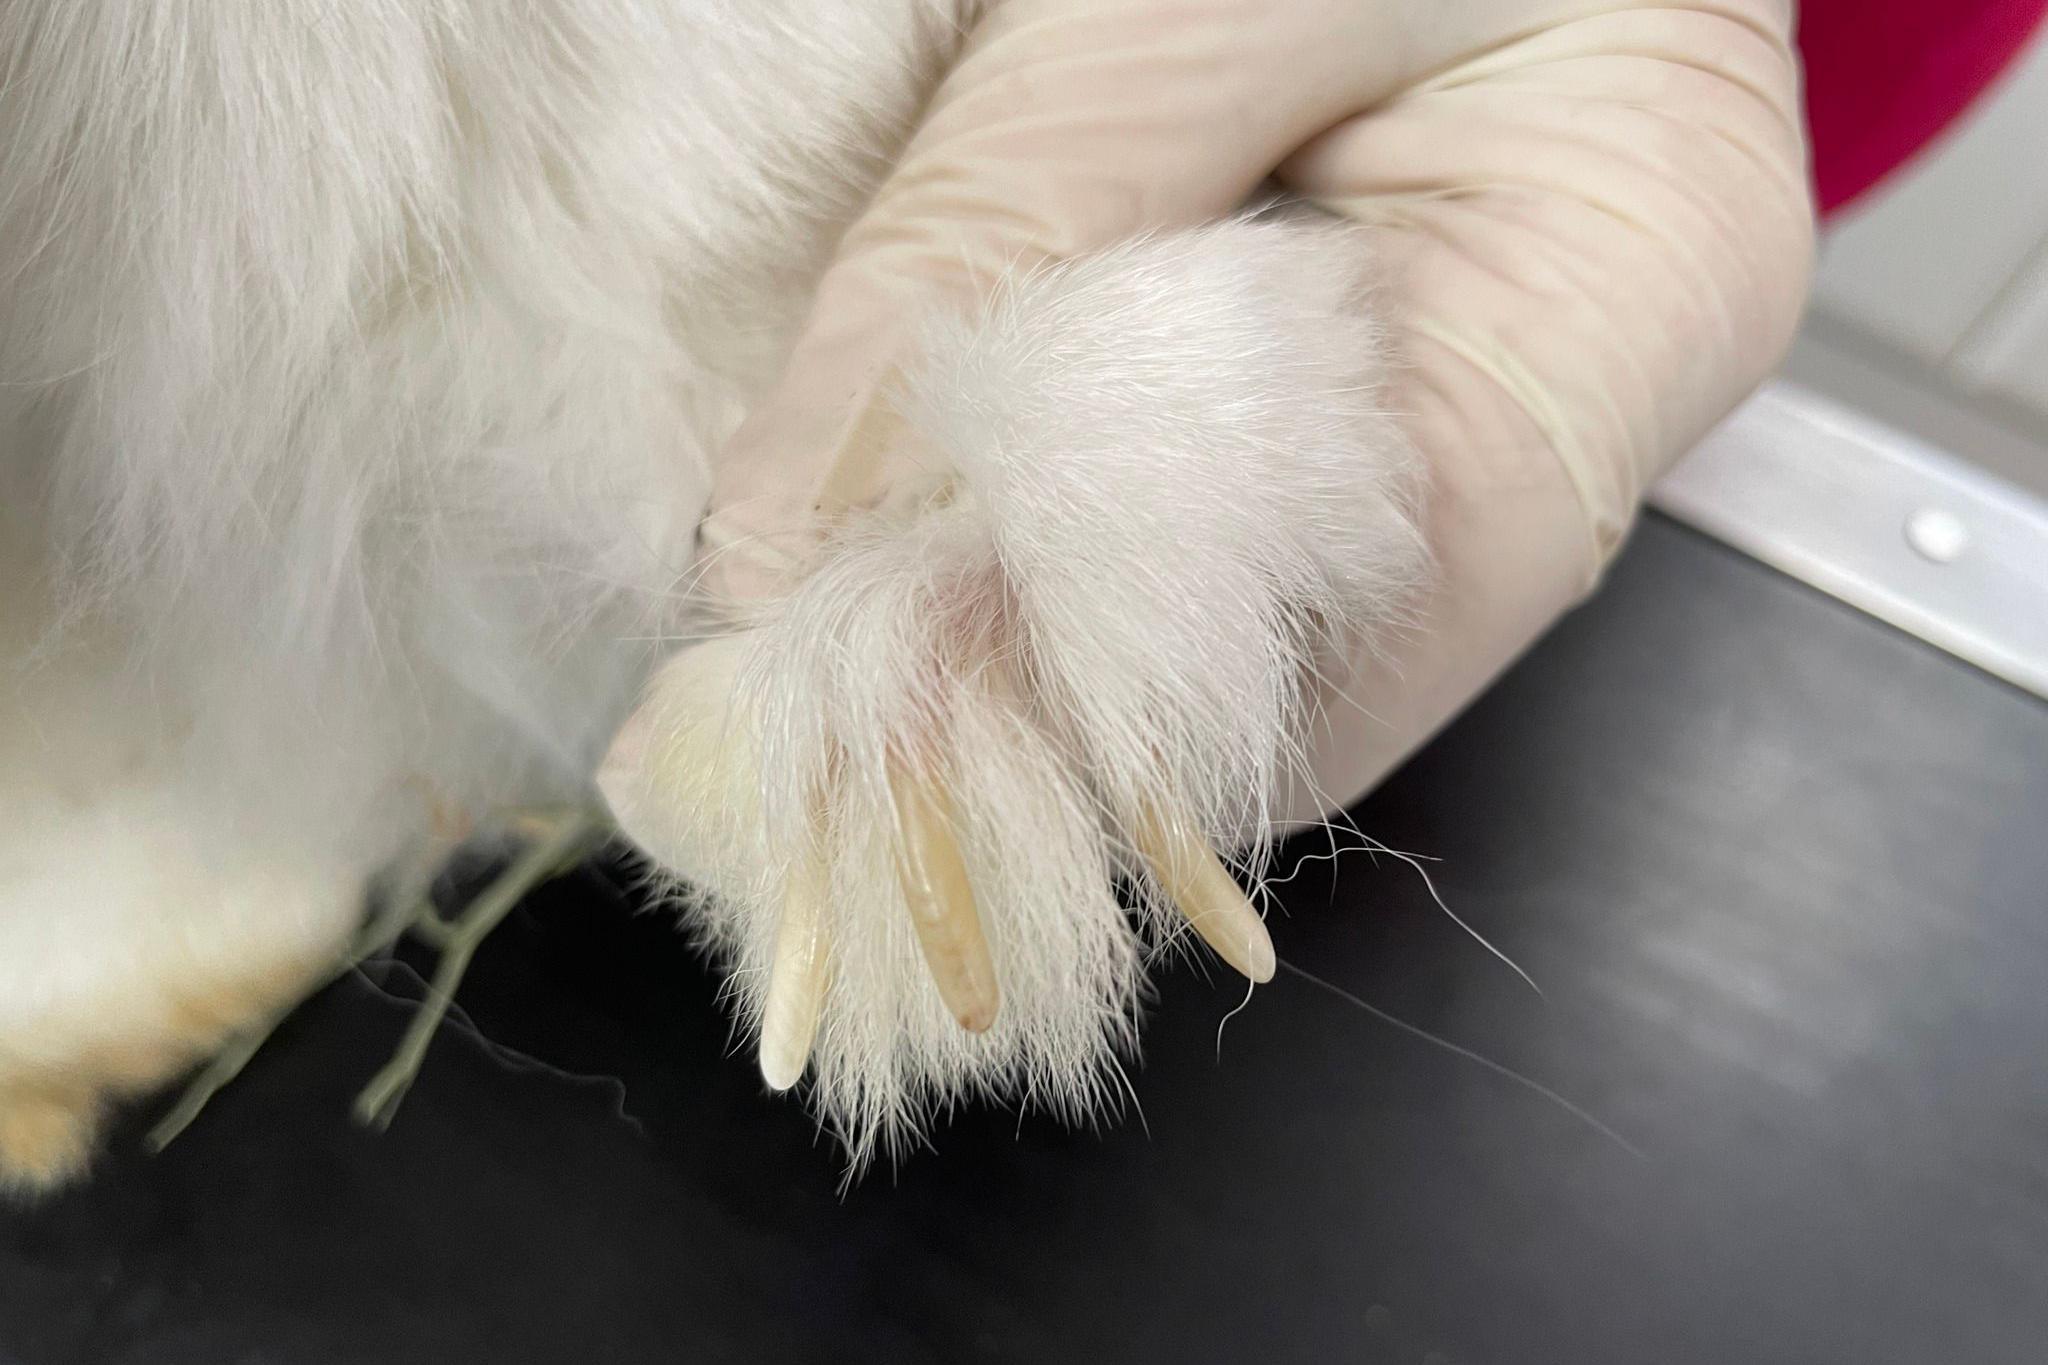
[4,516,2045,1365]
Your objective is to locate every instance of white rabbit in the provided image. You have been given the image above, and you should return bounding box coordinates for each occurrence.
[0,1,1423,1190]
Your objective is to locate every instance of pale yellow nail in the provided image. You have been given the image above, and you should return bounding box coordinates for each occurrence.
[1136,814,1276,984]
[889,768,1000,1033]
[759,858,833,1091]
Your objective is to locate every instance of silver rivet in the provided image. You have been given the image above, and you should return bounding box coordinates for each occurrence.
[1904,507,1970,564]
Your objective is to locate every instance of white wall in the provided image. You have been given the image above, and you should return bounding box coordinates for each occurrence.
[1807,30,2048,425]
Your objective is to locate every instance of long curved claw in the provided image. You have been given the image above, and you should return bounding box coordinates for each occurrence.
[889,768,1001,1033]
[1136,814,1276,984]
[759,857,834,1091]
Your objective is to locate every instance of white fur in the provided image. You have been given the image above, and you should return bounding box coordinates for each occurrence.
[0,2,1424,1183]
[601,221,1425,1163]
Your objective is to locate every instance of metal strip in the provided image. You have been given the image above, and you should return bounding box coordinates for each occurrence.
[1650,381,2048,700]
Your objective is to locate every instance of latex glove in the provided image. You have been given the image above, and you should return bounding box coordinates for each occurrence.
[697,0,1813,806]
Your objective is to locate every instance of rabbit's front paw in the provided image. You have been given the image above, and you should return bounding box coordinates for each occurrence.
[600,578,1276,1167]
[600,219,1428,1164]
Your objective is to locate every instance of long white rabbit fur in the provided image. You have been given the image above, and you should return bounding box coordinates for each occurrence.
[0,0,1426,1190]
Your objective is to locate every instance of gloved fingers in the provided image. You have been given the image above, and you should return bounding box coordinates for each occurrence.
[1269,4,1813,822]
[1275,5,1813,552]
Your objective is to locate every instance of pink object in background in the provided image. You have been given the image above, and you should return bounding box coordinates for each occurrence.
[1801,0,2048,218]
